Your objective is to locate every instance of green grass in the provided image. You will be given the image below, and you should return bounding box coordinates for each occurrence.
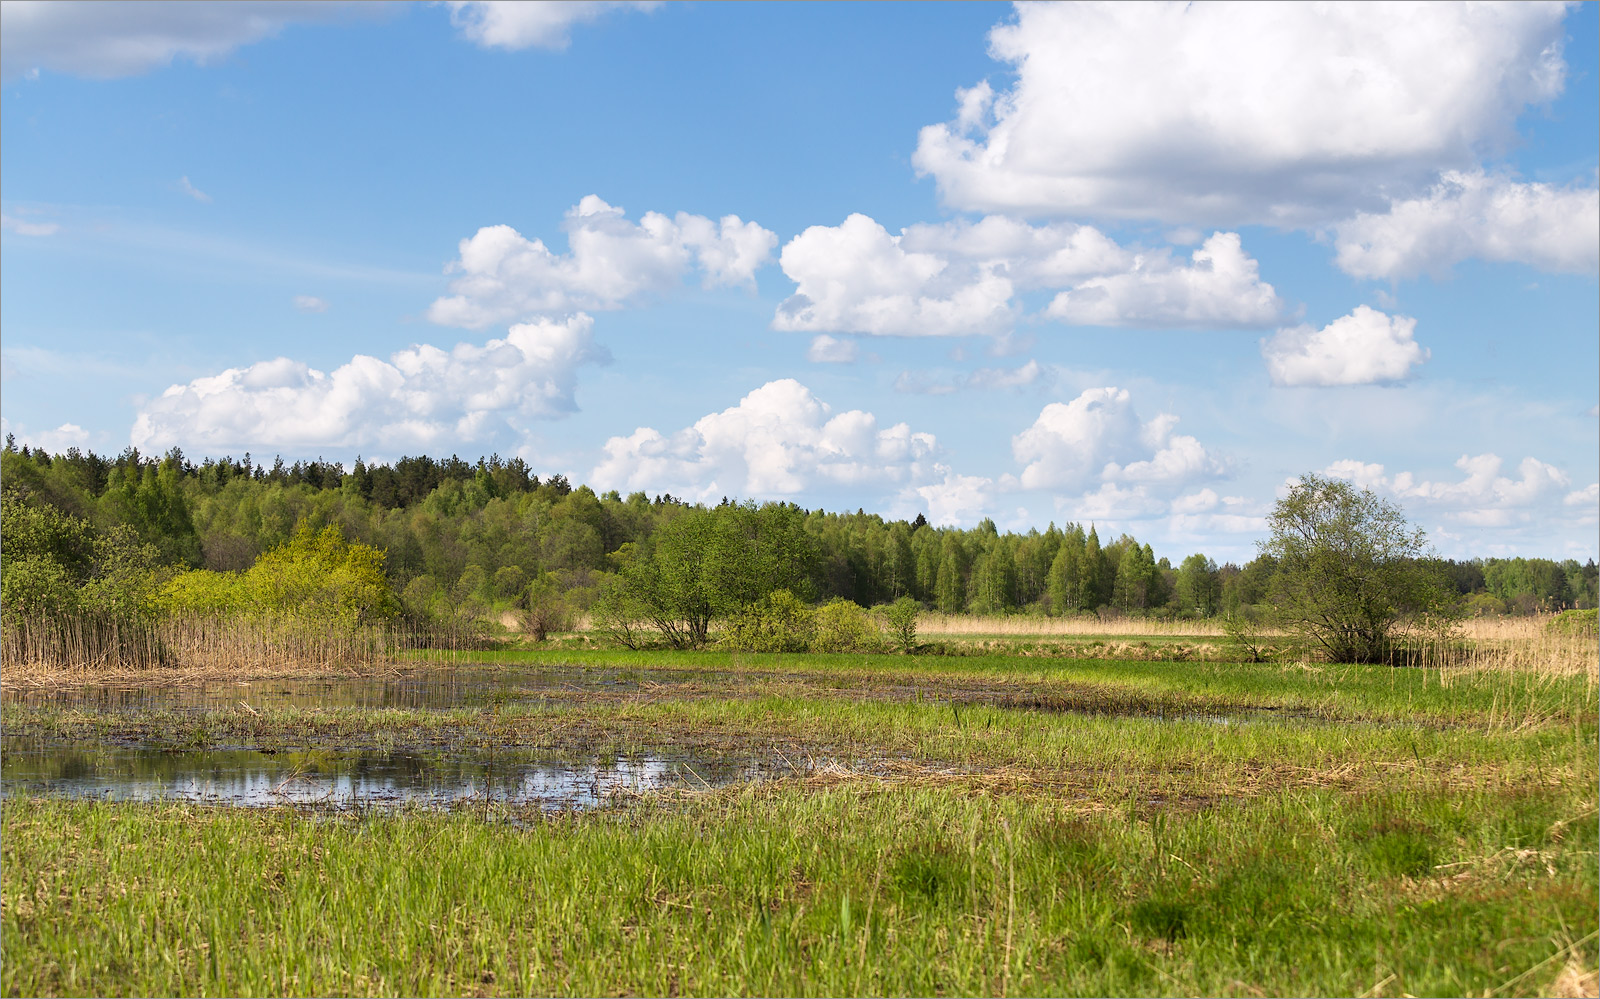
[3,651,1596,996]
[4,784,1595,997]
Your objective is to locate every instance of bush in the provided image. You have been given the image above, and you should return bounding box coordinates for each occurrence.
[811,598,881,653]
[722,590,814,653]
[881,596,920,653]
[1548,608,1599,638]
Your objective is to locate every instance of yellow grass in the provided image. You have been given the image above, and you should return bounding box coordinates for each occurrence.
[914,613,1229,637]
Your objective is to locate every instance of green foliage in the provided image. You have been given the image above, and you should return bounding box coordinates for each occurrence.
[1262,474,1452,663]
[160,523,400,625]
[722,590,814,653]
[810,598,881,653]
[515,572,570,642]
[1174,553,1220,617]
[617,504,819,648]
[0,493,165,620]
[1548,608,1598,638]
[882,596,921,653]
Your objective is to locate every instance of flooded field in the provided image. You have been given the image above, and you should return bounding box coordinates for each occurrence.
[0,743,780,810]
[0,661,1320,812]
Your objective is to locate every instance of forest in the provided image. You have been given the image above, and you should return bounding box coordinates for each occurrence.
[2,439,1595,642]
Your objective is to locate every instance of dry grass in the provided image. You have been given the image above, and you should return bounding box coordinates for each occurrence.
[1436,615,1599,681]
[0,613,488,681]
[915,612,1229,637]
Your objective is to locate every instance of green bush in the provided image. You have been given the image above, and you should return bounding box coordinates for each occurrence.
[1548,608,1598,638]
[881,596,921,653]
[811,598,881,653]
[722,590,814,653]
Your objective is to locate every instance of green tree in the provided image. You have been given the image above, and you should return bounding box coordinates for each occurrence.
[1262,474,1452,663]
[1174,554,1220,616]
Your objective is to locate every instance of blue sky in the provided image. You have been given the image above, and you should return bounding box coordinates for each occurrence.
[2,0,1596,562]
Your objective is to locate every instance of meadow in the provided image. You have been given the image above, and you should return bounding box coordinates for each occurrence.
[2,624,1596,997]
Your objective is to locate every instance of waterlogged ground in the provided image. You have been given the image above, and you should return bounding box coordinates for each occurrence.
[3,650,1596,996]
[0,662,1323,813]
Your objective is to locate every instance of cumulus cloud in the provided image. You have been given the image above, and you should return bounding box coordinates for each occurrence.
[914,470,998,527]
[913,2,1570,227]
[0,1,363,80]
[1044,232,1281,328]
[428,196,776,329]
[292,295,329,313]
[776,215,1276,335]
[1324,453,1582,529]
[445,1,656,51]
[131,314,608,453]
[590,379,940,502]
[1261,306,1428,387]
[0,213,58,236]
[773,214,1017,337]
[0,419,90,453]
[1332,171,1600,279]
[1013,386,1226,493]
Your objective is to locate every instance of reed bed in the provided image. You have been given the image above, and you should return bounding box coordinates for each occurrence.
[0,612,492,681]
[911,612,1231,638]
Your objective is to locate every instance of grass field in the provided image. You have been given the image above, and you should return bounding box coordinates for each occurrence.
[3,639,1596,996]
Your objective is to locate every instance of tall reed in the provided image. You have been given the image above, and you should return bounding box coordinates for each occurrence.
[0,611,493,676]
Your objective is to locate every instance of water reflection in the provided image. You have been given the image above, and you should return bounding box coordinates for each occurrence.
[1,745,776,811]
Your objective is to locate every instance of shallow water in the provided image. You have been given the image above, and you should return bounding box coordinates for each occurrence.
[0,742,785,811]
[0,666,674,713]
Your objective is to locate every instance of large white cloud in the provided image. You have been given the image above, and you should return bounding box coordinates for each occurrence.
[1324,453,1587,530]
[1013,386,1226,493]
[131,315,607,453]
[913,1,1571,227]
[590,379,940,501]
[1332,171,1600,280]
[1261,306,1428,387]
[773,214,1017,337]
[428,196,776,329]
[445,1,657,51]
[775,215,1278,335]
[0,1,363,80]
[1044,232,1281,328]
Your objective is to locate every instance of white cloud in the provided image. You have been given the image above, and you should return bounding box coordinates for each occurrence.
[590,379,940,501]
[0,1,362,80]
[773,214,1016,337]
[1261,306,1428,387]
[1563,483,1599,508]
[292,295,329,313]
[1332,171,1600,279]
[131,314,607,453]
[913,2,1570,227]
[914,470,997,527]
[1013,386,1226,493]
[427,196,776,329]
[0,213,58,236]
[1,420,90,453]
[445,1,656,51]
[1044,232,1281,328]
[776,215,1276,335]
[1324,452,1578,529]
[806,335,858,364]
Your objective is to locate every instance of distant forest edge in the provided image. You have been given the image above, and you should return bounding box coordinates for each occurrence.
[2,442,1595,653]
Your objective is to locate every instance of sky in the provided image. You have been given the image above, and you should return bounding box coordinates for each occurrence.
[1,0,1596,563]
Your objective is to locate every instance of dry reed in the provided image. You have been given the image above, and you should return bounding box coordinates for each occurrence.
[914,613,1230,638]
[0,611,491,683]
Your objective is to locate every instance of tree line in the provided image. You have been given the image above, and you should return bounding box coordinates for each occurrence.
[2,440,1595,636]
